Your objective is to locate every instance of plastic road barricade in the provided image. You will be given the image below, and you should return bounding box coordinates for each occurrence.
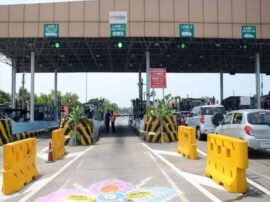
[177,126,197,160]
[2,138,38,195]
[52,128,66,161]
[205,134,248,193]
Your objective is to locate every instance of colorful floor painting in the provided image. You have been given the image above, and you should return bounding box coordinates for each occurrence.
[35,178,178,202]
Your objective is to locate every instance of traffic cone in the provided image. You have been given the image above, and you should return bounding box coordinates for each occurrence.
[46,141,54,163]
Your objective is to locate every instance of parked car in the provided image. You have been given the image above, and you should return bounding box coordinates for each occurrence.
[215,109,270,150]
[186,105,226,140]
[173,111,190,126]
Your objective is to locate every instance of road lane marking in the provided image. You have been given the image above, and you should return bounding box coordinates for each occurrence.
[19,146,94,202]
[135,176,156,189]
[248,168,270,181]
[147,151,189,202]
[153,149,181,157]
[142,143,222,202]
[197,148,270,196]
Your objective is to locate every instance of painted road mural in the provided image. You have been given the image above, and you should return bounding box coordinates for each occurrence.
[36,178,178,202]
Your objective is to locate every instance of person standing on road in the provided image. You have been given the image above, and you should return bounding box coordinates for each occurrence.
[105,109,111,133]
[111,110,116,133]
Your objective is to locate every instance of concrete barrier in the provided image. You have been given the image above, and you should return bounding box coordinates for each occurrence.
[205,134,248,193]
[177,126,197,160]
[143,115,177,143]
[2,138,38,195]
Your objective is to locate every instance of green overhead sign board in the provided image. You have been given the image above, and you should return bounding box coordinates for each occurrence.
[110,24,126,37]
[44,24,59,37]
[179,24,194,38]
[242,26,256,39]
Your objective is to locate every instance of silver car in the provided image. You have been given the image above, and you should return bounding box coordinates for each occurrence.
[215,109,270,150]
[186,105,226,140]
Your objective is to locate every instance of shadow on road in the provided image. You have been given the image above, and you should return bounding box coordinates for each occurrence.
[248,149,270,159]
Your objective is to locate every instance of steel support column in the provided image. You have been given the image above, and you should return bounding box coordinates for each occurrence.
[11,62,16,109]
[139,70,142,101]
[54,69,58,121]
[146,51,150,105]
[220,71,223,103]
[256,53,261,109]
[30,52,35,122]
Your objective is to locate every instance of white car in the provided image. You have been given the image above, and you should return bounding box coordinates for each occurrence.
[215,109,270,150]
[186,105,226,140]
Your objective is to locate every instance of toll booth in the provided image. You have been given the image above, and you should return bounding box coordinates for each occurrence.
[261,94,270,109]
[34,104,54,121]
[132,99,146,119]
[222,96,255,111]
[179,97,216,111]
[84,100,104,121]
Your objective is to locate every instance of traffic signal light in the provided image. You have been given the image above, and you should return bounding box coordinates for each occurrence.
[50,41,60,49]
[181,42,186,49]
[117,42,123,48]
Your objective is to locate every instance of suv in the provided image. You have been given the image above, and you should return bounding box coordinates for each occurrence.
[186,105,226,140]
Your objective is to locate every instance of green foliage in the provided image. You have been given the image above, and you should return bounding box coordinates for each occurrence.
[61,92,82,112]
[0,90,11,105]
[147,94,173,118]
[67,106,84,129]
[17,87,30,109]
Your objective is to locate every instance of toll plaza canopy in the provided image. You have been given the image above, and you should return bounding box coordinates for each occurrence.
[0,0,270,74]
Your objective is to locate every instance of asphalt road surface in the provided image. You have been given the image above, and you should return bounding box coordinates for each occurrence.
[1,117,270,202]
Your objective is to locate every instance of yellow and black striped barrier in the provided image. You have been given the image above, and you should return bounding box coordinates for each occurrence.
[143,115,178,143]
[12,130,45,142]
[60,118,94,146]
[0,119,12,146]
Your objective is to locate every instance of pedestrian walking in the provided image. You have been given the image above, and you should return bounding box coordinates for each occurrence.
[111,110,116,133]
[105,109,111,133]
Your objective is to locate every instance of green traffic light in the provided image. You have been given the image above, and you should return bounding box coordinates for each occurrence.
[243,44,248,49]
[181,43,186,49]
[118,42,123,48]
[55,42,60,48]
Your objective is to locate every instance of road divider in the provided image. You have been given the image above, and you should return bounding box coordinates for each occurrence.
[143,115,177,143]
[52,128,66,161]
[2,138,38,195]
[177,126,198,160]
[205,134,248,193]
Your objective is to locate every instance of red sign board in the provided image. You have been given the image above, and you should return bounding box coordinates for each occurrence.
[150,68,167,88]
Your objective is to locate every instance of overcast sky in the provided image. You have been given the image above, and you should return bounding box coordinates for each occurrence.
[0,0,88,5]
[0,0,269,108]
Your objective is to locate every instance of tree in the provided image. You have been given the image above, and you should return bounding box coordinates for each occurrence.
[61,92,82,112]
[36,90,62,104]
[0,90,11,105]
[67,106,84,146]
[147,94,173,144]
[17,87,30,109]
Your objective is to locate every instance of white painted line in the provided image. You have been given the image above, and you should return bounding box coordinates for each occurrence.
[135,176,156,189]
[61,178,71,190]
[197,148,207,157]
[75,159,85,169]
[197,148,270,196]
[37,153,48,161]
[19,146,94,202]
[65,151,84,159]
[248,168,270,181]
[37,146,48,156]
[142,143,222,202]
[247,178,270,196]
[147,151,189,202]
[153,149,181,157]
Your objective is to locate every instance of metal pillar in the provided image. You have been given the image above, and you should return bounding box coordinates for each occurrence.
[220,71,223,104]
[30,52,35,122]
[11,63,16,109]
[146,51,150,105]
[256,53,261,109]
[139,70,142,101]
[54,69,58,121]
